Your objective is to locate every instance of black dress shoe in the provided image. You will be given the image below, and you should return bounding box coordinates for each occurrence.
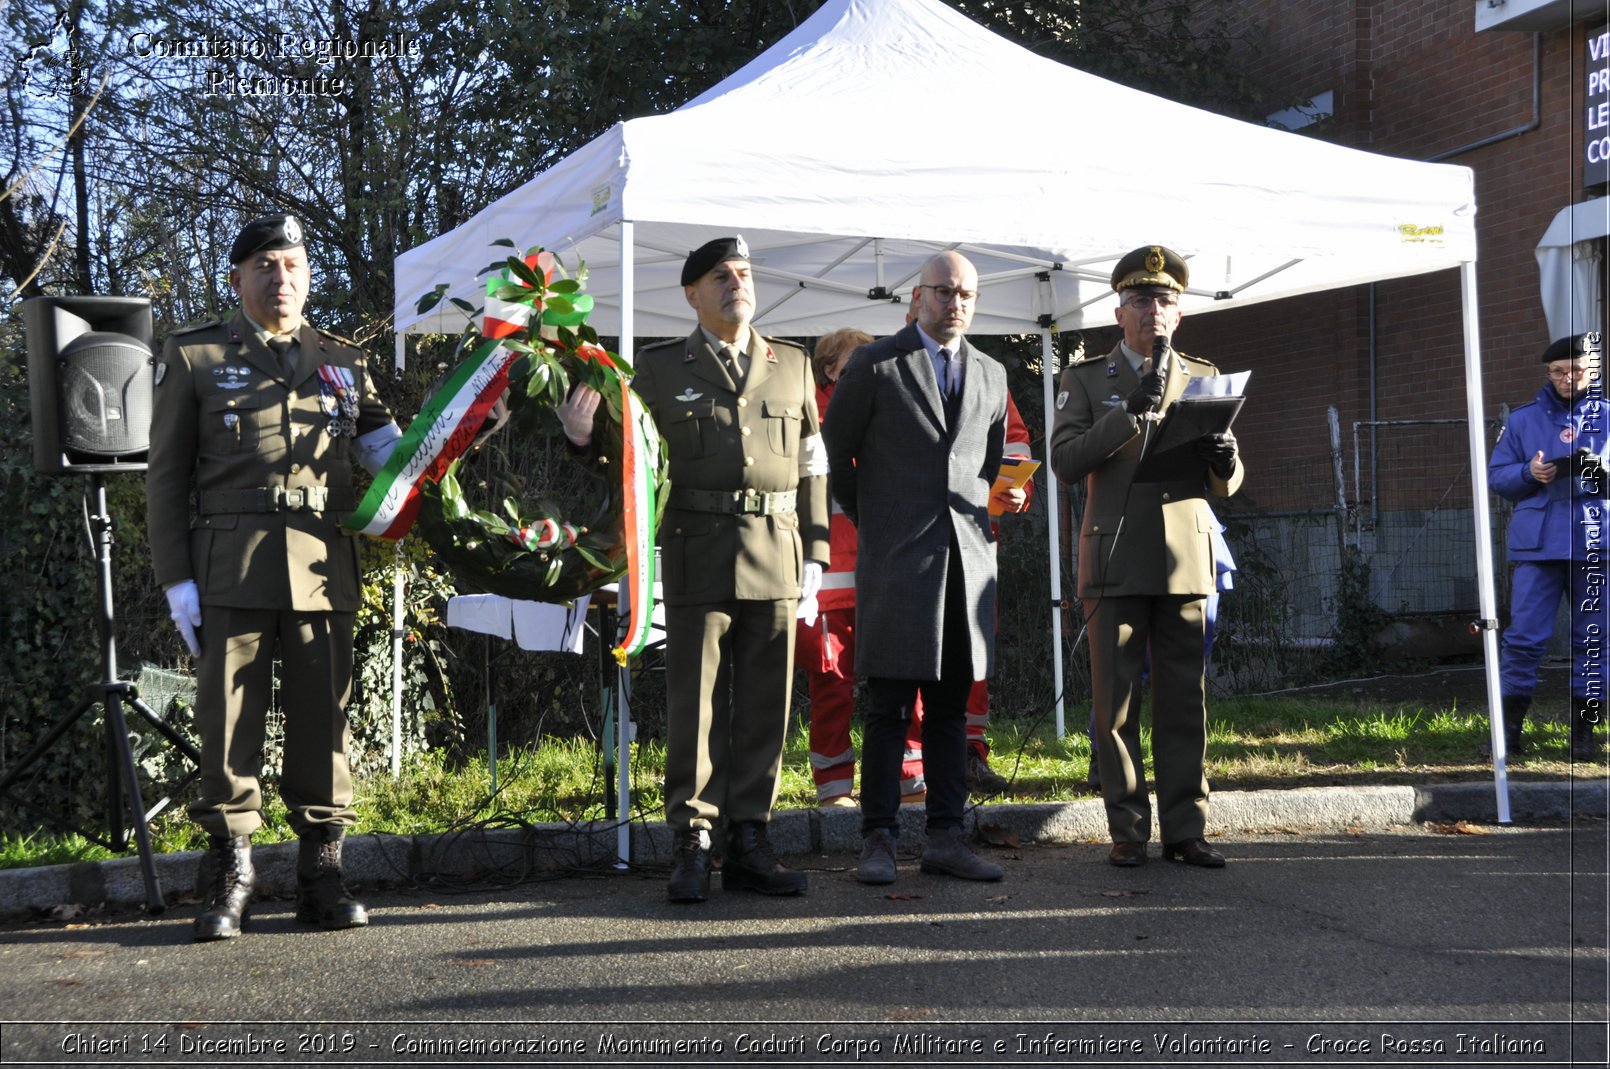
[1108,842,1146,867]
[1162,838,1226,868]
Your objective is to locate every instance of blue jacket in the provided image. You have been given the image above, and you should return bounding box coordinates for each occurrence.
[1489,382,1609,560]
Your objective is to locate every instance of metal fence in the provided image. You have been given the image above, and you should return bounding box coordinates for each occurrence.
[1196,407,1513,693]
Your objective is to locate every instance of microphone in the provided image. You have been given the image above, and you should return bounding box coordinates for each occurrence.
[1151,335,1169,412]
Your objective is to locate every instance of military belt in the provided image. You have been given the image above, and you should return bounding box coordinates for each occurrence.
[198,486,353,515]
[670,487,797,516]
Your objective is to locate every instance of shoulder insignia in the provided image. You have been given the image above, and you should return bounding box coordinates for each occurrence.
[1068,351,1103,366]
[1179,350,1219,372]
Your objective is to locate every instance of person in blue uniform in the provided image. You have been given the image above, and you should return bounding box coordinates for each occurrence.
[1489,331,1606,761]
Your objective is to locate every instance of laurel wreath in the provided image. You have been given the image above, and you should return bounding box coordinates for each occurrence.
[410,245,668,602]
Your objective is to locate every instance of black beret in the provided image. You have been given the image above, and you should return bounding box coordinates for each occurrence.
[230,214,304,264]
[1541,333,1599,363]
[1111,244,1188,293]
[680,235,749,286]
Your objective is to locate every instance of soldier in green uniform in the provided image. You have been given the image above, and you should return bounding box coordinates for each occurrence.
[146,215,402,940]
[567,237,829,902]
[1049,245,1244,869]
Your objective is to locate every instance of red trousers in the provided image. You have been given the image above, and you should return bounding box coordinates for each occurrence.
[796,607,991,801]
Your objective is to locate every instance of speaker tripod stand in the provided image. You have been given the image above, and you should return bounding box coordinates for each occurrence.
[0,474,201,913]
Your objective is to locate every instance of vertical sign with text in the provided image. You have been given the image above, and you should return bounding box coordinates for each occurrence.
[1588,23,1609,187]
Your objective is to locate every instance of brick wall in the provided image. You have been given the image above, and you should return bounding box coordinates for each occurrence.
[1181,0,1602,513]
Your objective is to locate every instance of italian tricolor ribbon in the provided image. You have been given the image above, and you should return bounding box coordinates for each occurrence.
[570,343,656,663]
[344,335,516,540]
[345,257,548,540]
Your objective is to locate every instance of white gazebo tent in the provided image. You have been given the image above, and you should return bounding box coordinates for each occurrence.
[393,0,1508,849]
[1536,197,1608,342]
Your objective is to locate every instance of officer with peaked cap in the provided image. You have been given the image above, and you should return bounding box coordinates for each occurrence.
[1488,331,1608,761]
[146,213,403,940]
[1049,244,1245,869]
[563,236,830,902]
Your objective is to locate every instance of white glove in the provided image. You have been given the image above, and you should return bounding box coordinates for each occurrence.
[796,562,823,626]
[557,384,602,446]
[796,595,819,627]
[165,580,202,657]
[801,560,823,602]
[354,421,403,475]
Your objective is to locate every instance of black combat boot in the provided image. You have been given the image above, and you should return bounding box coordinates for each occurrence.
[1572,695,1602,761]
[1481,695,1530,759]
[667,828,712,903]
[193,835,254,942]
[1503,694,1529,756]
[295,829,369,929]
[722,821,807,895]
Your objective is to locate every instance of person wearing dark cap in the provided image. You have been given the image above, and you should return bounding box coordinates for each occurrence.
[146,214,403,940]
[1048,244,1244,869]
[609,236,829,901]
[1488,331,1607,761]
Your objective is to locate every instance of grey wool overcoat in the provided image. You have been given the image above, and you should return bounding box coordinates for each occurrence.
[821,323,1008,681]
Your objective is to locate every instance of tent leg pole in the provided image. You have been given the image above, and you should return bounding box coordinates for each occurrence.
[391,544,405,779]
[616,220,637,868]
[1041,330,1066,738]
[1459,260,1510,824]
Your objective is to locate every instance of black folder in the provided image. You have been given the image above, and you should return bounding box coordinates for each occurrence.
[1133,395,1245,483]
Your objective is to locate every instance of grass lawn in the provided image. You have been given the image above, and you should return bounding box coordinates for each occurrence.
[1,692,1594,872]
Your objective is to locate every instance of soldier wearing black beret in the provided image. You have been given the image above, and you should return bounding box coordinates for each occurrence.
[1049,244,1245,870]
[565,235,830,902]
[146,213,403,940]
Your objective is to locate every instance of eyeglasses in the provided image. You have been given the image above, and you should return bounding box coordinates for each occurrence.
[1548,365,1591,380]
[1121,293,1179,309]
[921,284,978,304]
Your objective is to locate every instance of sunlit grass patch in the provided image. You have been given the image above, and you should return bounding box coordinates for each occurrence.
[3,690,1592,871]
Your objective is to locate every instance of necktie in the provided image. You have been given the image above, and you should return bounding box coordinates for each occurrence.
[722,344,744,384]
[939,347,955,397]
[267,336,294,377]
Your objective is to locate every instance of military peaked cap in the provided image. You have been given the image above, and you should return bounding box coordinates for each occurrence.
[1111,244,1188,293]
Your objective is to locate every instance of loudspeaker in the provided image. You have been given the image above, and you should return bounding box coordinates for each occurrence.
[24,296,155,475]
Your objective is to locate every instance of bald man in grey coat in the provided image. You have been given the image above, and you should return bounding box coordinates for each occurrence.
[821,251,1009,886]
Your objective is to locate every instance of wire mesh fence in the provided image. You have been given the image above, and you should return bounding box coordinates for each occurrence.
[1202,409,1510,694]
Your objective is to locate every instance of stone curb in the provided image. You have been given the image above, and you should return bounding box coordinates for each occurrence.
[2,780,1603,921]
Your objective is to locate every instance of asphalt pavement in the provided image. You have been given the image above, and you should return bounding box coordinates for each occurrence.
[0,780,1606,1067]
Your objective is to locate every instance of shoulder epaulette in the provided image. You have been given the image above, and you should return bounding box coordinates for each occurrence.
[167,319,223,337]
[1179,350,1220,372]
[315,328,362,349]
[636,337,683,352]
[1069,350,1105,366]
